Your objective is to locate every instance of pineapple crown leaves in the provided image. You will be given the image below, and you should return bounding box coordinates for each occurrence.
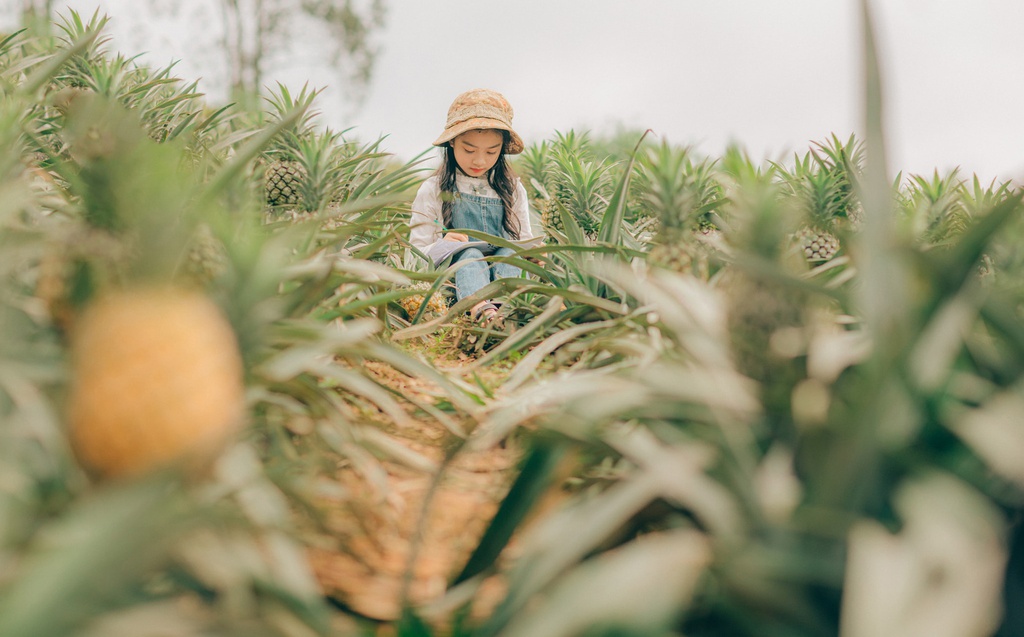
[60,94,209,283]
[959,174,1015,217]
[1,12,107,99]
[290,128,400,212]
[773,134,864,230]
[549,148,615,237]
[596,129,651,247]
[901,168,971,246]
[637,140,723,232]
[515,140,554,197]
[262,82,325,157]
[551,129,593,160]
[48,10,114,89]
[716,154,804,262]
[914,189,1024,305]
[780,155,849,228]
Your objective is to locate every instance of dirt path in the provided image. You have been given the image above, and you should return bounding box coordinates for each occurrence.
[306,339,523,621]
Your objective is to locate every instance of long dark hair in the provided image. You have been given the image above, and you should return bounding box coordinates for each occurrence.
[437,131,521,240]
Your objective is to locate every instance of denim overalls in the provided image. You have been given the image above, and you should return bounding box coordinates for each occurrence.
[449,192,521,302]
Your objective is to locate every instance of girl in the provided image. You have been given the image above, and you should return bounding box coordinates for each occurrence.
[409,88,536,325]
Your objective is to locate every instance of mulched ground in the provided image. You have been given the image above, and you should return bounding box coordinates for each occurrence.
[304,326,524,621]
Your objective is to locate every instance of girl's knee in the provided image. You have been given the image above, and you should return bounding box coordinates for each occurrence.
[493,264,522,280]
[453,247,485,262]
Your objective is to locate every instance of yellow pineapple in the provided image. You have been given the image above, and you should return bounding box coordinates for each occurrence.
[67,287,245,478]
[397,281,450,318]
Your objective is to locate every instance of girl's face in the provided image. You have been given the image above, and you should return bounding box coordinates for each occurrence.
[451,129,504,177]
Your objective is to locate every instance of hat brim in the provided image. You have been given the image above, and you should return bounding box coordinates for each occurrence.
[432,117,524,154]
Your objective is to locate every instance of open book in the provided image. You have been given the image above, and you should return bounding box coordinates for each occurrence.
[426,235,545,267]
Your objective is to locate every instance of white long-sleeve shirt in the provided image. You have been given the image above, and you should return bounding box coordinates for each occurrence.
[409,171,535,255]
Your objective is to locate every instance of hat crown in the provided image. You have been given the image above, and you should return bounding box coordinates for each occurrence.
[445,88,514,129]
[433,88,523,154]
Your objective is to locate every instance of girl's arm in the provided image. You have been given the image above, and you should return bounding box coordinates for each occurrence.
[409,179,445,252]
[513,180,536,241]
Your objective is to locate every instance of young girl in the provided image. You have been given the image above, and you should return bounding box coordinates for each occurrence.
[409,88,536,325]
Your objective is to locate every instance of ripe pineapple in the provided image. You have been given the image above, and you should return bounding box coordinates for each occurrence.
[396,281,449,318]
[264,159,306,208]
[67,287,245,478]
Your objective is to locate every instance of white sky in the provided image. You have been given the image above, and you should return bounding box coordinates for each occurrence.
[13,1,1024,182]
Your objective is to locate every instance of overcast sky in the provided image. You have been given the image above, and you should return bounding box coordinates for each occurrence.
[18,1,1024,182]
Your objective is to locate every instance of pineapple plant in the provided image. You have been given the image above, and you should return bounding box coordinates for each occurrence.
[542,131,610,241]
[515,140,557,236]
[259,83,363,215]
[640,140,724,278]
[547,154,609,239]
[716,147,810,441]
[777,133,864,264]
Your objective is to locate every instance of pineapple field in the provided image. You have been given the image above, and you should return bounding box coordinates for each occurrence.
[4,6,1024,637]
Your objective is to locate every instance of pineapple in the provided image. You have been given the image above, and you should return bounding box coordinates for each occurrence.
[67,287,245,478]
[795,225,840,263]
[539,196,563,236]
[182,223,228,286]
[264,159,306,208]
[396,281,450,318]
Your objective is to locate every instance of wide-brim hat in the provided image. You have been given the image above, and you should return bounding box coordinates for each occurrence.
[432,88,524,154]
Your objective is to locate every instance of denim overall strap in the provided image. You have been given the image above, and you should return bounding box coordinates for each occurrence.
[446,192,520,302]
[449,192,507,238]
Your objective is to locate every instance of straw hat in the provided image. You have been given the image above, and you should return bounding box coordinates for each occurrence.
[432,88,524,154]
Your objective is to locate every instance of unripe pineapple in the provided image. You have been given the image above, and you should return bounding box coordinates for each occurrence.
[264,160,306,208]
[539,196,563,235]
[640,143,724,279]
[794,226,840,263]
[397,282,449,318]
[67,287,246,478]
[183,223,228,286]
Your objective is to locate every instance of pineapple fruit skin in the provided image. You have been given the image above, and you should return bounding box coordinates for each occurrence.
[264,160,306,208]
[397,282,449,318]
[795,226,840,262]
[67,288,245,478]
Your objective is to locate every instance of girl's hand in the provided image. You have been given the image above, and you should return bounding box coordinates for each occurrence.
[444,232,469,242]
